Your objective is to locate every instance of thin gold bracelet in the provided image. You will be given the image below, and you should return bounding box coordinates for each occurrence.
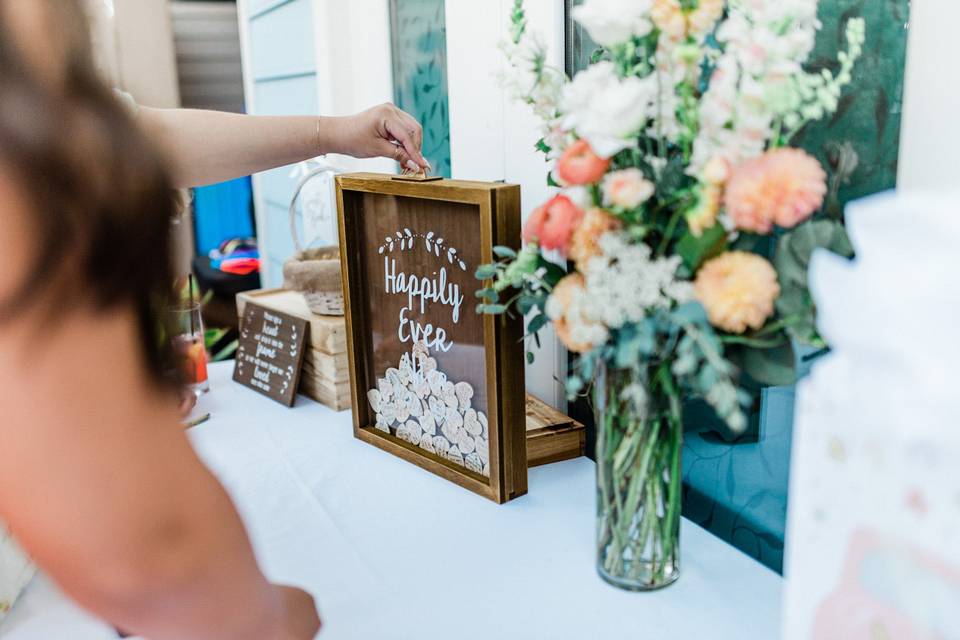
[316,118,322,157]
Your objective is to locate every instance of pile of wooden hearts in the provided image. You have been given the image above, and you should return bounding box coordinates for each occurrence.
[367,342,490,476]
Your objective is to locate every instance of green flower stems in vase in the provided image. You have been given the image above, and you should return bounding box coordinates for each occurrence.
[596,362,683,590]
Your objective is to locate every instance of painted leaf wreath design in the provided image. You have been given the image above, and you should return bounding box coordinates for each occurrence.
[377,228,468,271]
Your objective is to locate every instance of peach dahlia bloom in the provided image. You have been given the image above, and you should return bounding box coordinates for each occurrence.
[545,273,607,353]
[694,251,781,334]
[569,208,623,269]
[724,148,827,234]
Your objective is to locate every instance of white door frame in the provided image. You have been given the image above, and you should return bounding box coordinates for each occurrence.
[898,0,960,191]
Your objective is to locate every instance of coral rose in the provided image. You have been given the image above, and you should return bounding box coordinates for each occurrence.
[602,168,655,209]
[694,251,781,334]
[724,148,827,234]
[556,139,611,185]
[522,195,585,257]
[545,273,608,353]
[569,208,622,269]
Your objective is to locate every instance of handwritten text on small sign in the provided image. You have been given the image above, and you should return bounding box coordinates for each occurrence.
[233,303,308,407]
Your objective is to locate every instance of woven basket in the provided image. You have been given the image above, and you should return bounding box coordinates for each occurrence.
[282,166,344,316]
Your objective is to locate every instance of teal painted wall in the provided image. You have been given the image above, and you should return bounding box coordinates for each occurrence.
[245,0,318,287]
[389,0,452,178]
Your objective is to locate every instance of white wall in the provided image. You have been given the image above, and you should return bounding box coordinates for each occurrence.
[898,0,960,191]
[446,0,567,408]
[312,0,395,174]
[112,0,181,108]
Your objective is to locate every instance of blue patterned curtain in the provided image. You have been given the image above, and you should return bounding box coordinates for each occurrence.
[389,0,452,178]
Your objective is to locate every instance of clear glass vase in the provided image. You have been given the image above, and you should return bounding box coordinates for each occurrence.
[595,362,683,590]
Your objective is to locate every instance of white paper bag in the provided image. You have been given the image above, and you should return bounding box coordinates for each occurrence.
[783,191,960,639]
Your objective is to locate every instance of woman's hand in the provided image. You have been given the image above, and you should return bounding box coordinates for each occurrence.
[322,103,430,173]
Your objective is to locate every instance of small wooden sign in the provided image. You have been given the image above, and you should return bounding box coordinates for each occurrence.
[233,302,309,407]
[336,173,527,504]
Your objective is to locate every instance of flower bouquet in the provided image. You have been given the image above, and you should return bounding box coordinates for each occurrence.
[477,0,865,590]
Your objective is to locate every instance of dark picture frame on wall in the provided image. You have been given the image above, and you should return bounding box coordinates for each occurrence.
[564,0,594,78]
[388,0,452,177]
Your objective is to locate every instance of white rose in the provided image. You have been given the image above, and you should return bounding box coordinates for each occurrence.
[543,125,572,160]
[562,185,593,209]
[716,13,749,46]
[560,61,613,121]
[571,0,654,47]
[561,62,656,157]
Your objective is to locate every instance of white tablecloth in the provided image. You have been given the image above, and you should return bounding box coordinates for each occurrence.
[2,363,783,639]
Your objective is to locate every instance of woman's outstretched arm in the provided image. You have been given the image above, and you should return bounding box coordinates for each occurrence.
[138,103,429,188]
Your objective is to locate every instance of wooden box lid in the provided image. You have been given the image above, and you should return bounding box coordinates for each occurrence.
[526,395,586,467]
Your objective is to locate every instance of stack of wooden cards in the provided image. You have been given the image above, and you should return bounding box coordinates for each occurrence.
[237,289,351,411]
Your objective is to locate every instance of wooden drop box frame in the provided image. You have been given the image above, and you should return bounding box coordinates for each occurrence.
[336,173,527,504]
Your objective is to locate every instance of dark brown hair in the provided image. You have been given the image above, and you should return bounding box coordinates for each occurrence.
[0,0,176,379]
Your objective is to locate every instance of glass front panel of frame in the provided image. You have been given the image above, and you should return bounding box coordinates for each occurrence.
[355,192,491,478]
